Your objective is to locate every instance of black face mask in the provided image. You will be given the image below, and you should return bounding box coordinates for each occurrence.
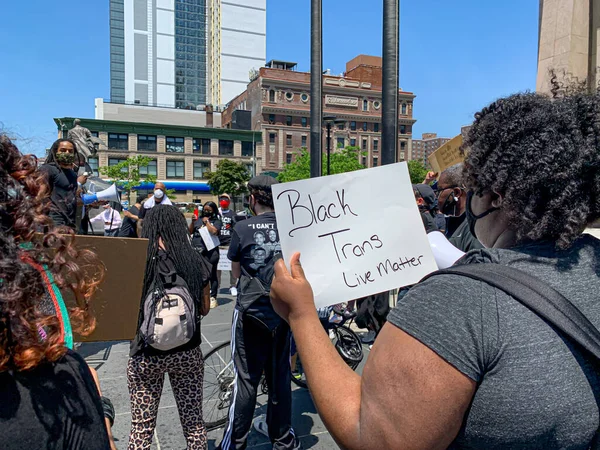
[202,210,213,218]
[466,191,500,239]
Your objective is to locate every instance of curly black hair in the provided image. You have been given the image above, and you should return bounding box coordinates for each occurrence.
[462,91,600,249]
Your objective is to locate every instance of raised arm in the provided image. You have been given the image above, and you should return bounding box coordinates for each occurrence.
[270,254,476,450]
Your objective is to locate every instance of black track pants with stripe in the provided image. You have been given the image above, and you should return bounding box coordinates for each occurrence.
[218,308,301,450]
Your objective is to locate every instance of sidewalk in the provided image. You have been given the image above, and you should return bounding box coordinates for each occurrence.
[81,292,370,449]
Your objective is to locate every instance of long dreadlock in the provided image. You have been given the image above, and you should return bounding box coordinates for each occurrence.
[141,205,207,302]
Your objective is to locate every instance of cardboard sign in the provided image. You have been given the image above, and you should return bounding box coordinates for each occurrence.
[428,134,465,173]
[218,248,232,271]
[272,163,438,308]
[71,235,148,342]
[199,226,220,251]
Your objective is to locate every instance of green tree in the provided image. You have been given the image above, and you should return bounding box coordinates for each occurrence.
[99,155,156,201]
[407,159,429,184]
[205,159,252,198]
[277,146,366,183]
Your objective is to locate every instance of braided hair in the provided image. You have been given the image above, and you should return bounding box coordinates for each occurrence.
[141,205,207,301]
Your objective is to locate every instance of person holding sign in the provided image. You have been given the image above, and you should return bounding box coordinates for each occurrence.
[217,193,238,296]
[270,91,600,449]
[217,176,300,450]
[190,201,222,309]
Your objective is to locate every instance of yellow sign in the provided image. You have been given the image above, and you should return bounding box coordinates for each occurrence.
[428,135,465,174]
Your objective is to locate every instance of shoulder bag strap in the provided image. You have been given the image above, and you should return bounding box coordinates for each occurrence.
[423,264,600,362]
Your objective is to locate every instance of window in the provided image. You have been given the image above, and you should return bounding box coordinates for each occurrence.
[166,136,185,153]
[286,134,292,146]
[219,140,234,156]
[269,133,276,144]
[286,153,293,164]
[139,159,157,177]
[350,138,356,147]
[87,157,99,176]
[90,131,100,151]
[362,139,367,150]
[137,135,157,151]
[285,92,294,101]
[363,122,368,132]
[350,121,356,131]
[269,90,275,102]
[337,122,345,130]
[374,123,380,133]
[337,137,345,148]
[301,93,309,103]
[166,160,185,178]
[363,99,368,111]
[193,138,211,154]
[373,157,378,167]
[401,103,407,115]
[362,156,367,166]
[193,161,211,179]
[108,157,128,174]
[301,117,307,128]
[242,141,253,157]
[373,140,379,151]
[400,141,406,150]
[400,125,406,134]
[268,114,275,124]
[286,116,292,126]
[301,135,307,147]
[108,133,128,150]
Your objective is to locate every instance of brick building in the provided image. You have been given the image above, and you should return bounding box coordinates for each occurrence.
[222,55,416,173]
[411,133,451,168]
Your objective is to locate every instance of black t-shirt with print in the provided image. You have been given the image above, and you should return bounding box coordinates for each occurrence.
[219,209,236,246]
[40,164,78,228]
[228,212,281,277]
[191,216,222,255]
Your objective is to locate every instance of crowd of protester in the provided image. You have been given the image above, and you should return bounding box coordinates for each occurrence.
[3,83,600,450]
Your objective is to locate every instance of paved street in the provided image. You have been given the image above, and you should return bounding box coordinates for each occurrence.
[80,290,371,450]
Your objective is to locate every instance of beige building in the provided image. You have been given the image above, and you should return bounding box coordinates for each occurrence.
[55,104,261,203]
[222,55,417,173]
[537,0,600,92]
[411,133,451,168]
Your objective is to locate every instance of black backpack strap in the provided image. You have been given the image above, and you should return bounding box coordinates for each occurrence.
[422,264,600,363]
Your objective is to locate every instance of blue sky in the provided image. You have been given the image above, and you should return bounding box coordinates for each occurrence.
[0,0,538,156]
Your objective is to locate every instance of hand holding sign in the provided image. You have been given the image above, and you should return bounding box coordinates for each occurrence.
[270,252,315,323]
[272,162,438,308]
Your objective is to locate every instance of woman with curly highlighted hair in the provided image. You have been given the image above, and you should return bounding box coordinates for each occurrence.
[0,135,113,449]
[269,90,600,449]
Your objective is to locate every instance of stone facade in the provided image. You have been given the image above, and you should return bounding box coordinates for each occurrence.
[537,0,600,92]
[223,55,416,173]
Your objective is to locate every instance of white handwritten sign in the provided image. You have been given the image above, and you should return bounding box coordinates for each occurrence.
[272,162,438,308]
[218,248,232,271]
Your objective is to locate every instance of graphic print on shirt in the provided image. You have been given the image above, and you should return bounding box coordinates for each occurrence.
[249,226,281,270]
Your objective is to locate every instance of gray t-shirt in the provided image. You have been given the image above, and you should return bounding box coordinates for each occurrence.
[388,234,600,449]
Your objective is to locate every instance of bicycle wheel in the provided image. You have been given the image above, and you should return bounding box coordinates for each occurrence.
[331,324,363,369]
[203,341,234,431]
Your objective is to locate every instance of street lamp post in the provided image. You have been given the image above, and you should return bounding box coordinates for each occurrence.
[323,116,345,176]
[252,119,261,177]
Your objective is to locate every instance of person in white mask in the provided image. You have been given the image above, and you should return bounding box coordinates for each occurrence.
[137,182,172,234]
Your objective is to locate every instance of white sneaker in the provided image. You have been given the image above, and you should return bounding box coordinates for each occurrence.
[229,286,238,296]
[253,415,269,438]
[210,297,218,309]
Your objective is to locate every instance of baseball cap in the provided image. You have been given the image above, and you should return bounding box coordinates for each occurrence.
[219,193,231,200]
[248,175,279,191]
[413,184,436,208]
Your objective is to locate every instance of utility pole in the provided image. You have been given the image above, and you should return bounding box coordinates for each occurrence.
[310,0,323,178]
[381,0,399,165]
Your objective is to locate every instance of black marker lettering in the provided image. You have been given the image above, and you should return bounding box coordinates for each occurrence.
[277,189,314,237]
[318,229,351,264]
[337,189,358,218]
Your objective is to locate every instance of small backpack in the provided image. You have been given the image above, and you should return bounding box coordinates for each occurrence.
[139,271,197,351]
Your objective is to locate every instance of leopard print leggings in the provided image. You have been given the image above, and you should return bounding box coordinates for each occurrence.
[127,345,207,450]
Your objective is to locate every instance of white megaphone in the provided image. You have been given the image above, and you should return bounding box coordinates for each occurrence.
[427,231,466,269]
[82,183,120,205]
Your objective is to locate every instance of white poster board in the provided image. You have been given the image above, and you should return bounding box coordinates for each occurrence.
[199,226,220,251]
[218,248,232,271]
[272,162,438,308]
